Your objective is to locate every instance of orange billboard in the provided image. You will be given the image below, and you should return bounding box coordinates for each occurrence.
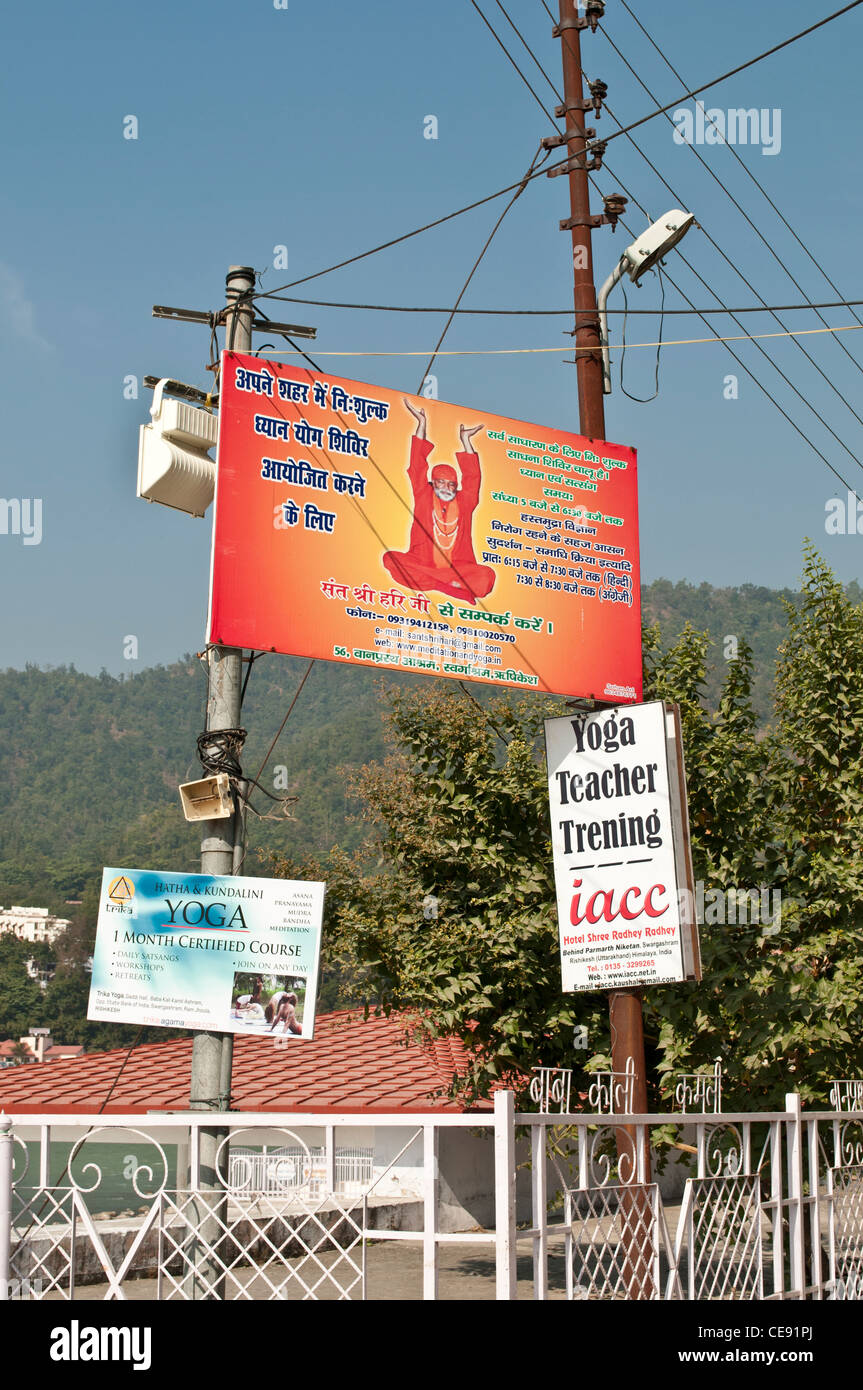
[208,352,642,701]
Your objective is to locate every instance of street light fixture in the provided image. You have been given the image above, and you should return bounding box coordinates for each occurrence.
[598,208,695,394]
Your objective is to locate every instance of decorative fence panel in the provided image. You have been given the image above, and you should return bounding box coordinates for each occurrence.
[1,1096,862,1300]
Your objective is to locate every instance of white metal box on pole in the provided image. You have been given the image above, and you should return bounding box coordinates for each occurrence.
[137,378,218,517]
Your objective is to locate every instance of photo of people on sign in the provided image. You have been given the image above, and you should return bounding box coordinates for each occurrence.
[544,703,700,993]
[209,352,641,702]
[230,972,307,1034]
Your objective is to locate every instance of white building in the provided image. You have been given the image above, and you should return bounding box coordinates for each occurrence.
[0,906,71,945]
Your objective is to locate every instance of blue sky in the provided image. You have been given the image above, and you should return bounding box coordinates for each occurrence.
[3,0,863,672]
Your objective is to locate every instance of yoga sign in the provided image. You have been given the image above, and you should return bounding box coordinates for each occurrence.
[88,867,324,1036]
[208,352,642,700]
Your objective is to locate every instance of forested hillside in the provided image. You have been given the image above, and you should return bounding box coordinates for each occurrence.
[1,575,848,916]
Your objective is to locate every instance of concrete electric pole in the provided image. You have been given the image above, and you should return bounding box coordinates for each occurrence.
[188,266,255,1158]
[552,2,651,1128]
[183,267,254,1298]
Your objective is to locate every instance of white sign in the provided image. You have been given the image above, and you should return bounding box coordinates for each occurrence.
[88,867,325,1036]
[545,702,700,993]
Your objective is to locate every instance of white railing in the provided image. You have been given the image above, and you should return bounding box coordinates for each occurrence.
[228,1145,374,1197]
[1,1095,862,1301]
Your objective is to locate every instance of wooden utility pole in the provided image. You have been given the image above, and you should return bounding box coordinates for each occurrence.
[552,0,651,1139]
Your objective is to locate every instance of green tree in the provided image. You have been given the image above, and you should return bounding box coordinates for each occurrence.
[638,549,863,1108]
[0,935,43,1037]
[284,684,608,1102]
[296,549,863,1111]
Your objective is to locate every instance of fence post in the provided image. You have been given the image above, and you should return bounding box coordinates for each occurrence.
[422,1124,439,1301]
[0,1114,12,1300]
[785,1092,805,1297]
[325,1125,336,1198]
[494,1090,517,1300]
[531,1119,547,1301]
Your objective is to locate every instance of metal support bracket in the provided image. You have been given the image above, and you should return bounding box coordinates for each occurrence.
[542,126,595,151]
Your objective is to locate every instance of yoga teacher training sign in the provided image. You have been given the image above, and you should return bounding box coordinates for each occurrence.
[545,702,701,993]
[87,868,324,1037]
[208,352,642,702]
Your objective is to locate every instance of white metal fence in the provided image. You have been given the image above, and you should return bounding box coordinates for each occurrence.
[1,1093,861,1300]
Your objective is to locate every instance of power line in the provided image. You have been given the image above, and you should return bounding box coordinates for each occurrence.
[257,324,863,357]
[496,0,863,475]
[253,162,551,303]
[251,1,863,308]
[619,0,863,342]
[493,0,562,102]
[593,166,860,500]
[259,293,863,317]
[468,0,557,122]
[584,0,863,156]
[416,143,548,390]
[595,14,863,406]
[591,116,863,467]
[536,0,863,444]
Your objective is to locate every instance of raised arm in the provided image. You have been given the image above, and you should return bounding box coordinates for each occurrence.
[459,422,484,453]
[404,397,427,439]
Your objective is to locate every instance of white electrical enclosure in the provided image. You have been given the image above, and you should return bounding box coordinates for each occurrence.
[137,379,218,517]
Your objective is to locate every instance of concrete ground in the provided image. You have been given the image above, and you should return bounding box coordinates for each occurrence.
[44,1232,572,1301]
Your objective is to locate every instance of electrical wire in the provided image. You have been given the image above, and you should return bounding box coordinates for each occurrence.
[468,0,558,122]
[253,324,863,356]
[619,0,863,344]
[532,0,863,455]
[417,143,549,390]
[252,163,554,303]
[592,18,863,422]
[619,264,665,401]
[247,659,316,804]
[493,0,563,101]
[595,132,863,474]
[487,0,861,492]
[196,723,297,818]
[582,0,863,156]
[249,1,862,309]
[258,293,863,317]
[256,0,863,495]
[593,166,860,500]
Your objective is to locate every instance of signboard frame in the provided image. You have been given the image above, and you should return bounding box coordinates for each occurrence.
[544,700,701,994]
[87,868,325,1038]
[207,351,642,702]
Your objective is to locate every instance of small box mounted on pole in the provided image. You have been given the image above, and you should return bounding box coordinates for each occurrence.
[179,773,234,823]
[137,378,218,517]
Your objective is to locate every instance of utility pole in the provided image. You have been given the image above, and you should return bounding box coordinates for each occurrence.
[552,1,650,1138]
[555,0,607,441]
[187,265,254,1296]
[145,267,315,1297]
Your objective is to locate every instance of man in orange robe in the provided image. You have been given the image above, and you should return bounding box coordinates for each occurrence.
[383,399,496,601]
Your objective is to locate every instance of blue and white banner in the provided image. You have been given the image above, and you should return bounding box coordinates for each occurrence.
[87,867,325,1037]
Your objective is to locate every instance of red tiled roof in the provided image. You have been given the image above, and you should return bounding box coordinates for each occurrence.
[0,1011,489,1115]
